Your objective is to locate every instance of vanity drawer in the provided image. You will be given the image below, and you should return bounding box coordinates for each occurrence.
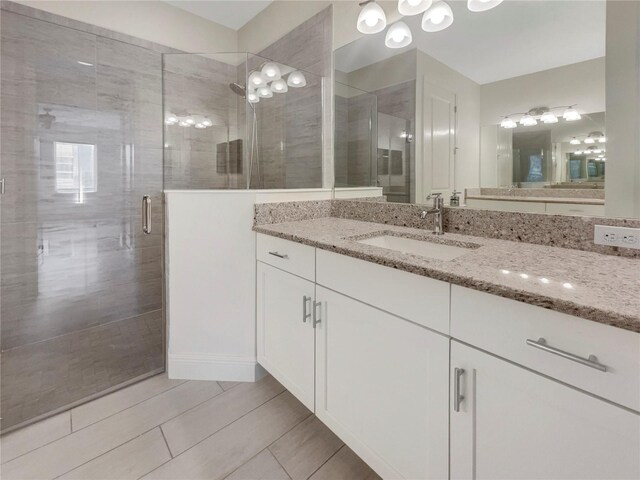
[451,285,640,412]
[316,249,450,334]
[257,233,315,281]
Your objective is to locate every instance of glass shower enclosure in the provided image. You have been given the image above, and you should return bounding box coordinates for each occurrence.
[162,53,324,190]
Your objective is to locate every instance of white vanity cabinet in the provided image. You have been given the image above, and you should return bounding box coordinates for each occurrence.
[314,286,449,480]
[450,340,640,480]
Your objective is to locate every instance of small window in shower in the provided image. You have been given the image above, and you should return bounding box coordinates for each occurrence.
[55,142,97,200]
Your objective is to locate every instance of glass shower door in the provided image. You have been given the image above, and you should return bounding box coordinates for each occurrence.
[1,11,164,432]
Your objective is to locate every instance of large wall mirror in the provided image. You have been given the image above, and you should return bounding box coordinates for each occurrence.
[334,0,639,218]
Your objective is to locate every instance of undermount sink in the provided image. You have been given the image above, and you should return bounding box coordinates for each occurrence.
[357,235,474,261]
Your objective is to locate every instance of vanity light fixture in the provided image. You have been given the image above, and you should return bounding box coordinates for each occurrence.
[570,137,581,145]
[185,118,195,125]
[385,21,413,48]
[500,117,517,129]
[257,86,273,98]
[520,113,537,127]
[599,136,606,143]
[287,71,307,87]
[270,79,288,93]
[574,150,583,155]
[467,0,503,12]
[178,120,189,127]
[357,0,387,34]
[563,106,581,121]
[562,282,574,289]
[584,137,595,144]
[422,1,454,32]
[540,111,558,124]
[261,62,281,81]
[194,123,206,129]
[539,278,550,284]
[202,118,213,127]
[398,0,432,16]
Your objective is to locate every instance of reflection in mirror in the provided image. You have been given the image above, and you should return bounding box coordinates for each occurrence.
[332,0,640,217]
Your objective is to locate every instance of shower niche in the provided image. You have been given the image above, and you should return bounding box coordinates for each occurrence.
[162,53,324,190]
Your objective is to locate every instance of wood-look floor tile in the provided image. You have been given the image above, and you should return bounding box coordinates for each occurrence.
[218,381,241,391]
[1,381,222,480]
[59,428,171,480]
[224,449,291,480]
[143,391,311,480]
[0,412,71,463]
[269,416,343,480]
[162,375,285,456]
[71,374,186,431]
[308,446,381,480]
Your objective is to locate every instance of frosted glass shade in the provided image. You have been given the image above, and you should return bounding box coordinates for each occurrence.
[270,79,288,93]
[287,71,307,88]
[467,0,503,12]
[563,107,581,121]
[248,71,266,88]
[257,86,273,98]
[261,62,281,81]
[385,21,413,48]
[398,0,432,16]
[422,1,453,32]
[520,114,537,126]
[357,2,387,34]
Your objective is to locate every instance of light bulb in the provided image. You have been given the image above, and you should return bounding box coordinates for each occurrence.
[178,121,189,127]
[261,62,281,81]
[385,21,412,48]
[202,119,212,127]
[599,136,606,143]
[257,86,273,98]
[357,2,387,34]
[467,0,503,12]
[247,92,260,103]
[287,71,307,88]
[248,71,265,87]
[563,107,581,121]
[520,114,537,126]
[195,123,205,129]
[185,118,195,125]
[398,0,432,16]
[422,1,453,32]
[570,137,580,145]
[584,137,595,144]
[540,111,558,124]
[500,117,517,129]
[271,79,288,93]
[574,150,582,155]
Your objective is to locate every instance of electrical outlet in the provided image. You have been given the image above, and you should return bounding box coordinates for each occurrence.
[594,225,640,249]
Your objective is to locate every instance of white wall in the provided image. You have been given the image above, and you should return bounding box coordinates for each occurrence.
[416,50,481,203]
[480,58,606,126]
[343,50,417,93]
[14,0,238,52]
[605,1,640,219]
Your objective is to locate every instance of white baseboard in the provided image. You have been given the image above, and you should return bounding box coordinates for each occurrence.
[168,353,266,382]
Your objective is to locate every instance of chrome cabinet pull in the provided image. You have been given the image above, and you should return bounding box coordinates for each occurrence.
[302,296,312,323]
[0,178,5,195]
[312,301,321,328]
[453,368,465,412]
[268,251,288,259]
[526,337,607,372]
[142,195,151,234]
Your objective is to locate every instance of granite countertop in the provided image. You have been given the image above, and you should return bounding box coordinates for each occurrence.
[254,217,640,333]
[465,194,605,205]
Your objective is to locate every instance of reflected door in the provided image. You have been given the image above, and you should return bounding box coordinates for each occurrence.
[0,11,164,432]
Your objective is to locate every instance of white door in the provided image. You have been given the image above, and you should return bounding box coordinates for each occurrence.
[450,340,640,480]
[422,80,456,201]
[256,262,315,411]
[315,286,449,480]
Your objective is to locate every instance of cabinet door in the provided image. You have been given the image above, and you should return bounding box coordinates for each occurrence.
[257,262,315,411]
[450,341,640,480]
[315,286,449,480]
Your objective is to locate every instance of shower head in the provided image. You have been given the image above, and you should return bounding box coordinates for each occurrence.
[229,82,246,98]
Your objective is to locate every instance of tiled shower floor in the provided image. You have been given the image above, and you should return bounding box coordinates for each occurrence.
[0,311,164,431]
[0,373,381,480]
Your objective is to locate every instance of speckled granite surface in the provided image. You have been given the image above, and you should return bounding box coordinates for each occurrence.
[254,217,640,333]
[331,200,640,258]
[255,200,332,225]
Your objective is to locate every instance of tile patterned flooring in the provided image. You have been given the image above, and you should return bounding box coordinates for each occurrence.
[0,373,381,480]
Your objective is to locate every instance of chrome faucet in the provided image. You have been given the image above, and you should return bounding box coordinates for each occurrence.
[420,193,444,235]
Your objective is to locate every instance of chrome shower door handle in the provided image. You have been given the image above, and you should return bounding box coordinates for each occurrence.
[312,300,321,328]
[302,296,312,323]
[453,367,465,412]
[142,195,151,234]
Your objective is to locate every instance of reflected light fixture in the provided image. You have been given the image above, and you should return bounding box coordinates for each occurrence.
[385,21,413,48]
[570,137,580,145]
[422,1,454,32]
[261,62,281,81]
[467,0,503,12]
[247,91,260,103]
[540,111,558,124]
[398,0,432,16]
[248,71,266,88]
[257,86,273,98]
[202,118,213,127]
[270,79,288,93]
[520,113,537,126]
[584,136,595,144]
[357,0,387,34]
[563,106,581,121]
[599,136,607,143]
[287,71,307,87]
[500,117,517,129]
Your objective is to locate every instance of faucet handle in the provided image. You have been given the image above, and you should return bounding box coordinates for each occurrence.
[426,192,442,200]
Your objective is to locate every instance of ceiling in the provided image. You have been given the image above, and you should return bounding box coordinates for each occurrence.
[335,0,606,85]
[165,1,272,30]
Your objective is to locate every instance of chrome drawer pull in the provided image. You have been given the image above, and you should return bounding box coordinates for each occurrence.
[312,301,321,328]
[268,251,288,259]
[453,368,465,412]
[302,296,311,323]
[526,337,607,372]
